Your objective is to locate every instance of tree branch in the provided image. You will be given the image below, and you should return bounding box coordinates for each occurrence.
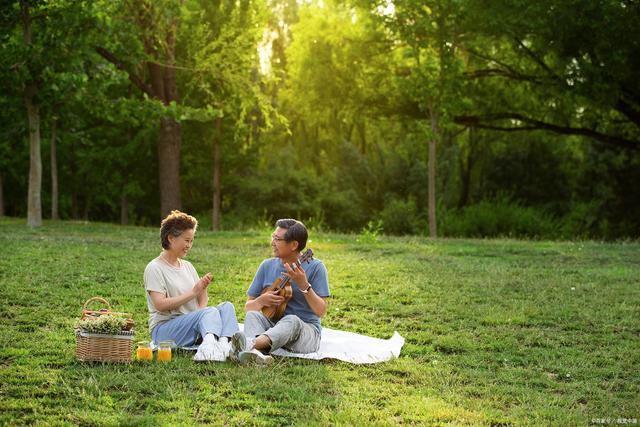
[462,46,523,78]
[615,98,640,128]
[464,68,548,84]
[95,47,154,98]
[454,113,638,150]
[513,38,563,84]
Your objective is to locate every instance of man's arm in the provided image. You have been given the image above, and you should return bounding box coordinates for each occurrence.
[284,263,328,317]
[301,289,328,317]
[244,291,284,312]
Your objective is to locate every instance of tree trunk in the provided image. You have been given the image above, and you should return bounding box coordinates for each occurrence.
[83,196,90,220]
[70,141,78,219]
[212,117,222,231]
[120,193,129,225]
[71,190,78,219]
[23,3,42,227]
[0,173,4,217]
[25,86,42,227]
[458,126,476,208]
[148,25,182,219]
[157,117,182,218]
[358,120,366,155]
[428,110,439,238]
[50,117,59,220]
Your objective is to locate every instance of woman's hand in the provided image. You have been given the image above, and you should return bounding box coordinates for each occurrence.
[194,272,212,294]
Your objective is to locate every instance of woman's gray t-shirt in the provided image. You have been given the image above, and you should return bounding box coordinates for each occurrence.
[144,257,200,332]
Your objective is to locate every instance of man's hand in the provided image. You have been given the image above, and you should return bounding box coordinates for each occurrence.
[259,290,284,308]
[193,272,212,294]
[284,262,310,290]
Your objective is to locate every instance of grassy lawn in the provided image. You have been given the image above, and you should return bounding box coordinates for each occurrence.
[0,218,638,426]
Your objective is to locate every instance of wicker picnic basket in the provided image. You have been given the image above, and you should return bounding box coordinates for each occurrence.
[75,297,135,363]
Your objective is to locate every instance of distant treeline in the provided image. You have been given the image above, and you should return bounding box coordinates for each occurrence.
[1,0,638,239]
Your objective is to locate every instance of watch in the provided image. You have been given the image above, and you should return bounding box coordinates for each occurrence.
[300,284,312,294]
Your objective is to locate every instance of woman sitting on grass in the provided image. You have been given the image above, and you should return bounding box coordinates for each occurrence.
[144,210,239,362]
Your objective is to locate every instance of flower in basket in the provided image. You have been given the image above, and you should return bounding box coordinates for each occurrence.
[76,315,128,335]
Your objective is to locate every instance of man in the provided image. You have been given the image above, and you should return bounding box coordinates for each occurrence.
[232,219,330,365]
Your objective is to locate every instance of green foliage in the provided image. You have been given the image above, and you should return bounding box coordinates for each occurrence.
[76,315,128,335]
[440,195,559,239]
[357,219,383,243]
[378,197,423,235]
[1,0,639,240]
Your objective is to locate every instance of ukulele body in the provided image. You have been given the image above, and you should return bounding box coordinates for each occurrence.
[261,277,293,321]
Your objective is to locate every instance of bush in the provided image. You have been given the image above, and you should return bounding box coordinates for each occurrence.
[439,196,559,239]
[378,197,424,235]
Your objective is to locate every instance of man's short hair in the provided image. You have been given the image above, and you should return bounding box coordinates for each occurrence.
[160,210,198,249]
[276,218,308,252]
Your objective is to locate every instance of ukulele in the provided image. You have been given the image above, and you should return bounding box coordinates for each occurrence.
[261,248,314,321]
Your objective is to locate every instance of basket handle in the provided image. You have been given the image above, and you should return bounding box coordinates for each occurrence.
[82,297,112,312]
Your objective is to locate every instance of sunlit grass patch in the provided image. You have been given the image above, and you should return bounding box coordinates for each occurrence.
[1,219,639,425]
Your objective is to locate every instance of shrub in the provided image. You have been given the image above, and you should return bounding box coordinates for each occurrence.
[378,197,423,235]
[439,196,559,239]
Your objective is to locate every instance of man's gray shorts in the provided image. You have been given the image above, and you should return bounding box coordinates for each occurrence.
[244,310,320,354]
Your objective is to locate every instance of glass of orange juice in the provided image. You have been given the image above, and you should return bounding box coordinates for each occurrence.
[157,341,173,362]
[136,341,153,361]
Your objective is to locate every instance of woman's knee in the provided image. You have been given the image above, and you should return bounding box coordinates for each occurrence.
[218,301,235,313]
[198,306,219,319]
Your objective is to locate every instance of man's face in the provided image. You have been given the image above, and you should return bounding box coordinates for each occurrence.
[271,227,295,258]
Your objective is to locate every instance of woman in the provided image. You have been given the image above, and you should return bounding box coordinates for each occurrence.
[144,210,239,361]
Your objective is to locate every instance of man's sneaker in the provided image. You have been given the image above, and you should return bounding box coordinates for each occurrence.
[230,331,250,362]
[231,331,247,353]
[238,349,273,366]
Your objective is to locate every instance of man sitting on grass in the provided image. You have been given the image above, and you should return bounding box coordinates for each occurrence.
[231,219,330,365]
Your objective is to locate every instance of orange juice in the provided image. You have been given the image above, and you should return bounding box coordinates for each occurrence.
[157,348,172,362]
[136,347,153,361]
[136,341,153,361]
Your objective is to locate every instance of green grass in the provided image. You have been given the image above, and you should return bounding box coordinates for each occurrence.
[0,218,638,426]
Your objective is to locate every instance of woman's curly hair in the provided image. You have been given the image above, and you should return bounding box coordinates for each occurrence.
[160,210,198,249]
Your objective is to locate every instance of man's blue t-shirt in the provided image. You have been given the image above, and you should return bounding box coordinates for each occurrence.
[247,257,330,332]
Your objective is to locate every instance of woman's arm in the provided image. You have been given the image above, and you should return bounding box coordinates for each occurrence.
[148,289,198,312]
[196,284,209,308]
[149,273,212,312]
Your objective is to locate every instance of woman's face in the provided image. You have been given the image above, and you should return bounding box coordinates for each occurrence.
[168,228,195,258]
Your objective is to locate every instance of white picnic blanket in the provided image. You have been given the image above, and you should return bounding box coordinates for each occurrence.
[152,324,404,364]
[270,326,405,364]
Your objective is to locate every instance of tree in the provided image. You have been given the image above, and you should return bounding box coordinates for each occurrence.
[375,0,466,237]
[20,1,42,227]
[179,0,271,230]
[95,0,185,219]
[1,0,95,226]
[455,0,640,150]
